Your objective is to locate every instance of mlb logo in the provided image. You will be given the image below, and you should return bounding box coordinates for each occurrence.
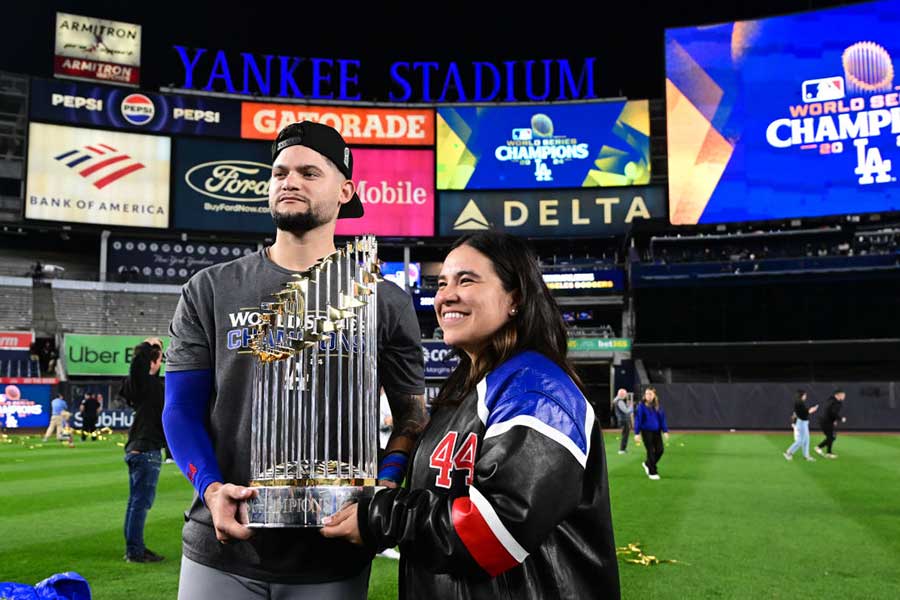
[512,128,532,141]
[802,77,845,103]
[120,94,156,126]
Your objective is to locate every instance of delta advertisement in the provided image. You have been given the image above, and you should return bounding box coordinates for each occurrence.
[29,77,241,137]
[0,380,54,428]
[666,0,900,225]
[108,236,257,284]
[64,334,170,376]
[54,12,141,86]
[173,138,435,236]
[438,186,665,238]
[437,101,650,190]
[241,103,435,145]
[25,122,171,228]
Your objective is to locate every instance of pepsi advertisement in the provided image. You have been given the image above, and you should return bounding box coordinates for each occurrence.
[173,137,274,233]
[437,100,650,190]
[666,0,900,224]
[29,77,241,137]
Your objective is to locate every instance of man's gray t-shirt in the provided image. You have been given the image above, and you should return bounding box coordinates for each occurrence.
[166,248,424,583]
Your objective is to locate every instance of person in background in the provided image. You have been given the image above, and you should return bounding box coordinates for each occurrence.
[634,387,669,480]
[784,390,818,462]
[816,389,847,459]
[120,337,167,563]
[613,388,634,454]
[42,392,69,442]
[321,231,620,599]
[79,393,101,441]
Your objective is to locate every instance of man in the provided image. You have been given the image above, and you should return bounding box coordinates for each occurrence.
[41,392,69,442]
[815,389,847,459]
[163,121,427,599]
[79,392,101,441]
[120,338,167,563]
[613,388,633,454]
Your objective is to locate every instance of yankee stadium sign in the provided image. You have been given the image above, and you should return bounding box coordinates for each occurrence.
[172,46,598,103]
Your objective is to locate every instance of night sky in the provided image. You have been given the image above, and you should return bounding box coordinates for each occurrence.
[1,0,871,101]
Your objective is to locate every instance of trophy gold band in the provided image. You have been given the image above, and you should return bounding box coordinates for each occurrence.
[242,236,381,527]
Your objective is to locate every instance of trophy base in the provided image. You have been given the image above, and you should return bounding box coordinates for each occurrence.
[247,485,381,528]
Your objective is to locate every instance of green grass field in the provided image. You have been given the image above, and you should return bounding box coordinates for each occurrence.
[1,431,899,599]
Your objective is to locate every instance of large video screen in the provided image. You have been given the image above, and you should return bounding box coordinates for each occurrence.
[666,0,900,224]
[437,101,650,190]
[26,122,170,228]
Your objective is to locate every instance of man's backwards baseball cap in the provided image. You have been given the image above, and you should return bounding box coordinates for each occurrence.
[271,121,363,219]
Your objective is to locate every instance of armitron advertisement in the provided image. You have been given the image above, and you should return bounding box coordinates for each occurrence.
[25,122,170,228]
[241,103,435,145]
[437,101,650,190]
[29,77,241,137]
[54,12,141,86]
[335,148,435,237]
[666,0,900,224]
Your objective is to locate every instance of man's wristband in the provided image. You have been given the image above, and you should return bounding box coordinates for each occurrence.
[377,450,410,484]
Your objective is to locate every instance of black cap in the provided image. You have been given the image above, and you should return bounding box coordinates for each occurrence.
[271,121,363,219]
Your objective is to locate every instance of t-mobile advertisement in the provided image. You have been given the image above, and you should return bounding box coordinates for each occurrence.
[335,148,435,237]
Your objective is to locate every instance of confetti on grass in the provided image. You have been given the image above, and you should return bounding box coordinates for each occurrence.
[617,542,687,566]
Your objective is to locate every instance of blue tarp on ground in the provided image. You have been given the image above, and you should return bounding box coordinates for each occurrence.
[0,572,90,600]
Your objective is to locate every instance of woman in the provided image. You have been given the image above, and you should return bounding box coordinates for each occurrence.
[322,231,620,599]
[784,390,818,462]
[633,387,669,480]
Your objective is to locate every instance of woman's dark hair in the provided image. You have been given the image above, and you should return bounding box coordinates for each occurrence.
[643,387,660,410]
[434,231,582,408]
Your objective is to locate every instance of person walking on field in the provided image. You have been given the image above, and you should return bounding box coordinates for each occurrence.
[816,390,847,459]
[634,387,669,480]
[79,393,101,441]
[784,390,818,462]
[42,392,69,442]
[613,388,634,454]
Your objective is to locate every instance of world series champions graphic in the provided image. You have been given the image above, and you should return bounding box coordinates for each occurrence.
[666,0,900,224]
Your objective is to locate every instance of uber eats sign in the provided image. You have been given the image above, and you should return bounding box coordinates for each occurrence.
[64,334,169,376]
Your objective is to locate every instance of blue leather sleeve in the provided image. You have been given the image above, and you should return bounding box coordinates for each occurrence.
[163,369,223,504]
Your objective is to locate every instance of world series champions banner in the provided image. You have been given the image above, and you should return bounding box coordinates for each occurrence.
[666,0,900,224]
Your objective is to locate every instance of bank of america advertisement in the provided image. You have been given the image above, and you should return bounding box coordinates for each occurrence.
[174,138,434,236]
[54,12,141,86]
[26,122,170,228]
[437,101,650,190]
[666,0,900,224]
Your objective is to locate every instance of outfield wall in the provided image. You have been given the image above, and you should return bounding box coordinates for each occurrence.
[651,382,900,431]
